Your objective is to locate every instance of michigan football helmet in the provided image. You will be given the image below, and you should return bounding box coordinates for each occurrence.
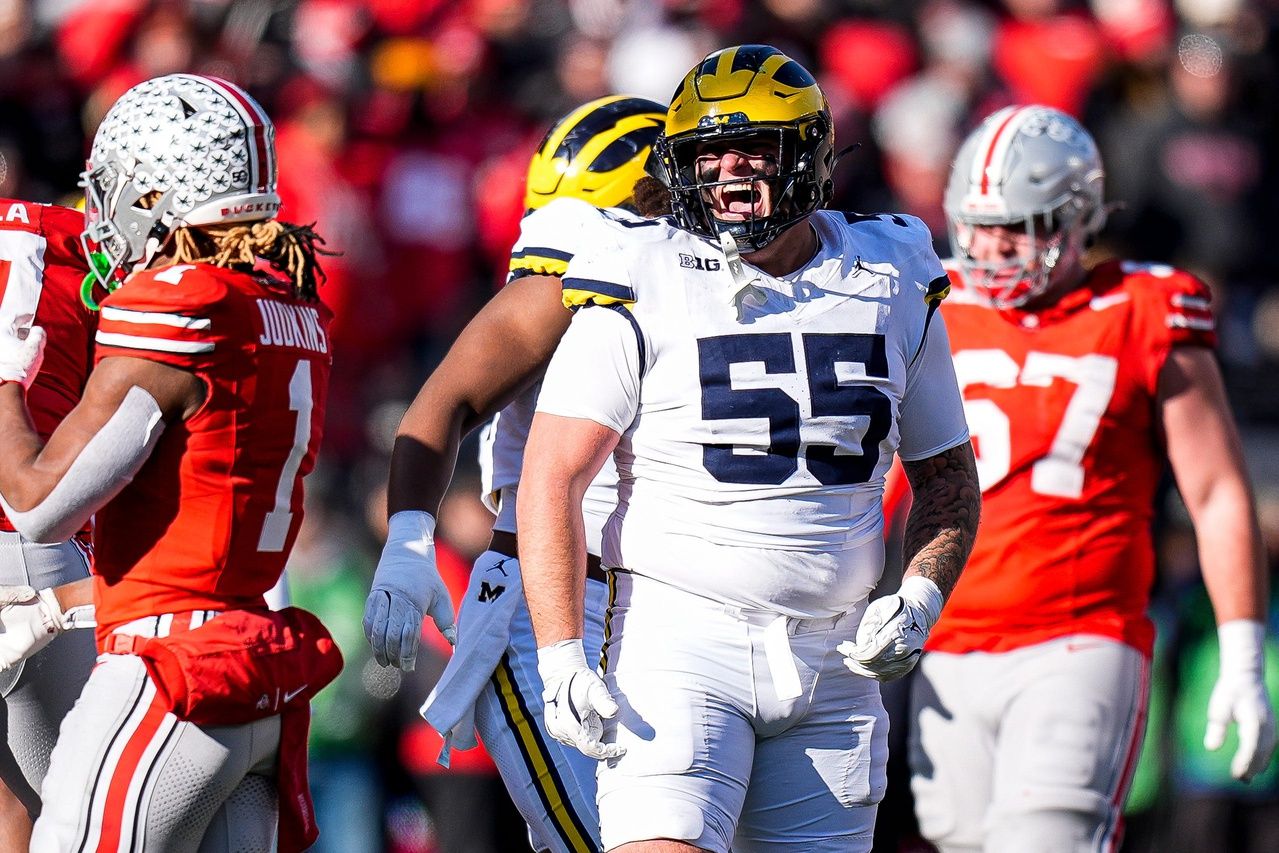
[80,74,282,293]
[524,95,666,212]
[944,105,1106,308]
[656,44,835,252]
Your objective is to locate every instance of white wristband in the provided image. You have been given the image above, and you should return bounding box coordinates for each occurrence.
[1218,619,1266,675]
[62,603,96,629]
[900,575,945,628]
[537,638,588,676]
[386,510,436,550]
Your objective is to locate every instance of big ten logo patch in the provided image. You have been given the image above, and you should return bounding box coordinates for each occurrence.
[680,253,721,272]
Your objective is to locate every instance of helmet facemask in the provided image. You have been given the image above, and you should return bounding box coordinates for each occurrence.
[659,114,832,252]
[949,202,1090,309]
[80,162,184,303]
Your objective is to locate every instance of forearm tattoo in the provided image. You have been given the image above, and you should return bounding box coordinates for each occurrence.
[901,441,981,599]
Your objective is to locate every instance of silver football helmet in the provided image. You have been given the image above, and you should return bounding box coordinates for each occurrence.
[944,105,1105,308]
[80,74,282,292]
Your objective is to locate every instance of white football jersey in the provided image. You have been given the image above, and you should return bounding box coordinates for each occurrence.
[478,197,637,555]
[535,210,969,616]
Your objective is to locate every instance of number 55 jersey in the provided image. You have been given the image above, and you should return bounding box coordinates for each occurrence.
[91,263,332,640]
[534,210,970,618]
[929,260,1217,657]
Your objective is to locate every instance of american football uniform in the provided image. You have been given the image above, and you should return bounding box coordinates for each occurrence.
[911,260,1215,853]
[34,262,332,853]
[535,208,969,852]
[0,200,97,806]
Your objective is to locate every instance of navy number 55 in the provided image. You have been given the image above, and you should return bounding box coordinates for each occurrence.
[697,333,891,486]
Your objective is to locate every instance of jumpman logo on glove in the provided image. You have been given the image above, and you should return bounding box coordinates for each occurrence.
[538,639,625,761]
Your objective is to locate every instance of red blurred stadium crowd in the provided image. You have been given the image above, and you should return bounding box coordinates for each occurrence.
[3,1,1278,850]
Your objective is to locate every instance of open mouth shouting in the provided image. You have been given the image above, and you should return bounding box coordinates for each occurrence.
[694,139,782,222]
[711,178,774,221]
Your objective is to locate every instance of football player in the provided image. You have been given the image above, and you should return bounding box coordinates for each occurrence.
[518,45,981,853]
[0,199,97,848]
[908,104,1276,852]
[362,95,664,853]
[0,74,337,852]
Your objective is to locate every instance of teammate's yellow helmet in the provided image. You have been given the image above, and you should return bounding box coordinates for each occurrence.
[524,95,666,212]
[656,44,835,251]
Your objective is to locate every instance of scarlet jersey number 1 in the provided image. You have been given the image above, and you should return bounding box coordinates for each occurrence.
[258,359,314,552]
[954,349,1118,499]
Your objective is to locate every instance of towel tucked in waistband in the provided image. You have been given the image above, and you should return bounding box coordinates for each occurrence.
[420,549,523,764]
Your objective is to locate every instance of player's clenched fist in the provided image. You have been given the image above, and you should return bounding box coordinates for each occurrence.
[0,584,92,669]
[364,510,457,671]
[0,323,46,390]
[537,638,625,760]
[840,575,944,682]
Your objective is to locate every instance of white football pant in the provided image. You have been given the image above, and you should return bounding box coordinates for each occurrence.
[0,531,95,818]
[910,635,1149,853]
[598,570,886,853]
[30,612,281,852]
[470,549,609,853]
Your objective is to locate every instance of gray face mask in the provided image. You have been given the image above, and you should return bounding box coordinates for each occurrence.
[948,207,1088,309]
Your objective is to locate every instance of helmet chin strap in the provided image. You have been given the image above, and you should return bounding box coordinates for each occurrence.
[135,212,177,274]
[718,227,769,322]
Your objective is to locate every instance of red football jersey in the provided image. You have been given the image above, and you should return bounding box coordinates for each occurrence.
[0,200,95,534]
[928,259,1216,657]
[91,262,332,639]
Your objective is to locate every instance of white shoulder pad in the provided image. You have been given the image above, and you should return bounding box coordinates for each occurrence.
[826,209,936,249]
[560,223,640,311]
[827,210,946,301]
[509,198,601,280]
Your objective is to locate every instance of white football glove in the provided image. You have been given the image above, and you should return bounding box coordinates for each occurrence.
[0,324,46,390]
[537,639,625,760]
[839,575,944,682]
[0,584,94,670]
[363,511,457,671]
[1204,619,1277,782]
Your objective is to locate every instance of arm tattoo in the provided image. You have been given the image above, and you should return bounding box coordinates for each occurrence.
[901,441,981,599]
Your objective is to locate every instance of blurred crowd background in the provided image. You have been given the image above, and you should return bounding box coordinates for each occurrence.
[3,0,1278,850]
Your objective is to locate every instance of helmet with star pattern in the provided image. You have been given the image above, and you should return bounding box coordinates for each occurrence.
[80,74,282,290]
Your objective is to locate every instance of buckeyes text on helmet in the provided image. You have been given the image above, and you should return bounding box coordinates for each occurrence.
[656,44,835,252]
[80,74,282,292]
[524,95,666,213]
[944,105,1106,309]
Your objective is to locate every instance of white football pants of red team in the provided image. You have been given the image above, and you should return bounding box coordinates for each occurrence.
[30,612,281,852]
[0,531,95,818]
[910,635,1149,853]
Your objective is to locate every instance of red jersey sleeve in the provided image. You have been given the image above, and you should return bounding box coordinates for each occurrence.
[1123,262,1217,394]
[34,204,89,274]
[0,201,95,436]
[0,201,83,327]
[94,264,245,373]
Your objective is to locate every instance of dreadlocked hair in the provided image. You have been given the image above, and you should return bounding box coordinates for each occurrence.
[168,219,336,302]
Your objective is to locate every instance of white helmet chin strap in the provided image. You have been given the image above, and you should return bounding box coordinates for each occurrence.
[718,227,769,322]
